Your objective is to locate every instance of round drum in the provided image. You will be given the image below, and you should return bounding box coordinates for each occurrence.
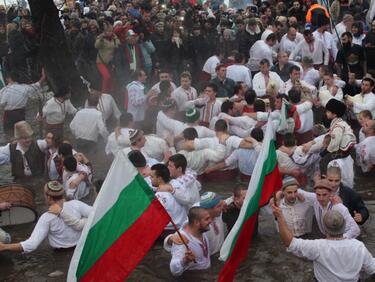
[0,184,37,227]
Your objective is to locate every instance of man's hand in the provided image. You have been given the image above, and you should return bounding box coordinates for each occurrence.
[222,201,229,212]
[48,203,62,215]
[147,89,157,97]
[0,202,11,210]
[69,173,87,189]
[182,249,196,264]
[354,211,363,223]
[36,112,43,122]
[269,190,282,206]
[345,98,353,107]
[75,152,89,164]
[163,150,173,162]
[296,192,305,202]
[39,68,46,84]
[0,242,7,251]
[165,134,175,147]
[271,203,283,219]
[330,195,342,205]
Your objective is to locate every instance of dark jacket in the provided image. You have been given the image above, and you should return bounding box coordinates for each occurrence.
[222,202,241,232]
[236,29,260,60]
[271,63,294,82]
[10,141,45,179]
[339,184,369,225]
[211,77,236,98]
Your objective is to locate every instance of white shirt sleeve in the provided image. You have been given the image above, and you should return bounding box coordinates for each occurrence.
[338,205,360,239]
[117,134,130,147]
[245,68,252,88]
[170,243,189,276]
[59,208,87,231]
[193,138,215,150]
[128,86,147,106]
[227,136,242,149]
[157,111,185,135]
[253,74,266,97]
[353,97,375,114]
[205,148,226,163]
[225,150,239,167]
[0,143,11,165]
[20,214,51,253]
[287,237,320,260]
[97,115,109,139]
[66,99,77,115]
[361,242,375,274]
[26,82,42,97]
[296,101,313,114]
[297,189,316,206]
[37,139,48,152]
[230,125,252,138]
[289,42,302,61]
[171,181,194,207]
[110,96,121,121]
[322,42,329,65]
[198,126,216,138]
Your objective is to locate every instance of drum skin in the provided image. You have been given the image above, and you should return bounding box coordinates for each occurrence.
[0,184,37,227]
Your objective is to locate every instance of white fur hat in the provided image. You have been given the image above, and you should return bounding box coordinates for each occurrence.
[14,121,33,139]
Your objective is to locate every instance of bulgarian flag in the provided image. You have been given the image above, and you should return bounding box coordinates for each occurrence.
[218,118,282,281]
[67,151,171,281]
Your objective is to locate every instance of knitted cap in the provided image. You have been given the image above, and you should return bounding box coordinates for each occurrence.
[323,210,346,236]
[185,108,200,123]
[129,129,143,144]
[199,192,222,209]
[45,181,64,197]
[162,99,176,109]
[282,176,299,191]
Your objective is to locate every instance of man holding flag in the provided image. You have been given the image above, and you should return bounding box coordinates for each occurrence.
[67,149,171,281]
[170,207,212,276]
[218,117,282,281]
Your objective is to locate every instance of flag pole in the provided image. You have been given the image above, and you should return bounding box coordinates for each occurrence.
[169,217,197,263]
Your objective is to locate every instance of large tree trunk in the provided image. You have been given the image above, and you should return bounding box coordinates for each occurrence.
[28,0,88,104]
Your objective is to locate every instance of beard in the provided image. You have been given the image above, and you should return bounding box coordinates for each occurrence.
[199,226,210,233]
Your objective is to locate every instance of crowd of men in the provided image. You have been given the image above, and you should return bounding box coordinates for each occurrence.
[1,0,375,280]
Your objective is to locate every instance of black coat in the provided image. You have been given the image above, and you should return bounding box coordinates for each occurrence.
[339,184,369,225]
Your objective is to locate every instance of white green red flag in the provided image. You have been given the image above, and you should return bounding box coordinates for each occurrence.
[218,118,282,281]
[68,150,171,281]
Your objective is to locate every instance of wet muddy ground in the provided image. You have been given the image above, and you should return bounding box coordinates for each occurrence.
[1,100,375,281]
